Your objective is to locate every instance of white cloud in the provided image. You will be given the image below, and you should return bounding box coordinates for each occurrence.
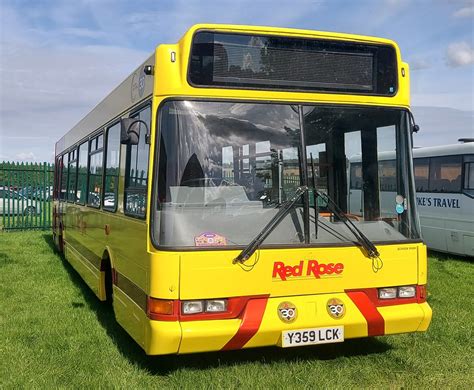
[410,58,432,70]
[15,152,37,161]
[453,5,474,18]
[446,42,474,67]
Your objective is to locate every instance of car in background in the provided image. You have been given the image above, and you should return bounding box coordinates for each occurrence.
[30,186,53,201]
[0,186,41,216]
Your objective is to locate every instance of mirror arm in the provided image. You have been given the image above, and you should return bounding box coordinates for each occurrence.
[121,118,151,145]
[408,111,420,134]
[131,119,151,143]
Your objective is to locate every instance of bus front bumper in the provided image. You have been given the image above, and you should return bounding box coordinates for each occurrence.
[145,293,432,355]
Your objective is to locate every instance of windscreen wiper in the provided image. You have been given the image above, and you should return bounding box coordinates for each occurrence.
[233,186,309,264]
[315,190,380,259]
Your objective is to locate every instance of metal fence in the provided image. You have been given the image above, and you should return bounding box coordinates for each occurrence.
[0,161,54,230]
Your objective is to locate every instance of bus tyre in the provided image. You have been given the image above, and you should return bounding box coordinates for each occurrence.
[104,261,113,305]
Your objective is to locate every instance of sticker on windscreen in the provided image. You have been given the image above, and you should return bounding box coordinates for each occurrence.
[395,195,405,214]
[194,232,227,247]
[395,204,405,214]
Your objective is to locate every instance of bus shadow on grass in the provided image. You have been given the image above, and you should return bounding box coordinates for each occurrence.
[42,234,392,375]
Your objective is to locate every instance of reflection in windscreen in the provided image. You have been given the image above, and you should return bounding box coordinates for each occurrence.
[154,101,419,248]
[156,101,305,247]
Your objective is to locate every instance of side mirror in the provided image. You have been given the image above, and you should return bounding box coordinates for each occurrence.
[120,118,150,145]
[408,111,420,134]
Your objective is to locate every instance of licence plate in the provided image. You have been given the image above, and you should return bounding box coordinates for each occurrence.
[281,326,344,348]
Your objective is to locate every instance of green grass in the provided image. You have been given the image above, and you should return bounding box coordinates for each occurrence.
[1,231,473,389]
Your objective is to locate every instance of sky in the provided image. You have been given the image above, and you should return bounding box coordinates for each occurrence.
[0,0,473,162]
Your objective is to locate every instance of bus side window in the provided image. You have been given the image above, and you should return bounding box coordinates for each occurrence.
[60,154,68,200]
[125,105,150,217]
[67,149,77,202]
[104,122,121,211]
[88,133,104,207]
[77,141,88,204]
[55,155,63,201]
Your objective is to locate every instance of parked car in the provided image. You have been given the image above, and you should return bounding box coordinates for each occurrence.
[30,186,53,201]
[0,187,41,215]
[18,186,36,198]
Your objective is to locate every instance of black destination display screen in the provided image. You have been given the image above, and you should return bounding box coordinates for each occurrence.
[189,31,398,95]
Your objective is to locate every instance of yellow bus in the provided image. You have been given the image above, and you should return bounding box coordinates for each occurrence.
[53,24,432,355]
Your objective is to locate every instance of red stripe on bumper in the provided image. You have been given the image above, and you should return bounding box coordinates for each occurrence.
[222,297,268,350]
[347,291,385,336]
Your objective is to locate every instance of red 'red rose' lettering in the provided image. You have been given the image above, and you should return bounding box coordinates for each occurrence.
[274,260,344,280]
[334,263,344,274]
[306,260,321,278]
[293,261,304,276]
[273,262,286,280]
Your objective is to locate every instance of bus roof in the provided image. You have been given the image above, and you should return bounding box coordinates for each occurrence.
[413,142,474,158]
[55,54,155,155]
[183,23,400,47]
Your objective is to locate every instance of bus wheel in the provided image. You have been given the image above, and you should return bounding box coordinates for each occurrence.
[57,225,64,253]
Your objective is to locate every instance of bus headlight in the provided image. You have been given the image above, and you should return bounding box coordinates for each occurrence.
[378,287,397,299]
[398,285,416,298]
[205,299,227,313]
[182,301,204,314]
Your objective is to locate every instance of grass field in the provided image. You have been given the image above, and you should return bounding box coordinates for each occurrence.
[1,231,473,389]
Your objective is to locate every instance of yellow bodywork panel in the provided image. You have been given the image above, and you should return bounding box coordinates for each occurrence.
[64,239,101,298]
[178,244,422,300]
[179,319,241,354]
[379,302,432,334]
[144,292,432,355]
[246,293,369,348]
[153,24,410,110]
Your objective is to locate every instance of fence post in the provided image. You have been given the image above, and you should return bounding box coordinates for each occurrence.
[1,161,5,229]
[7,162,11,228]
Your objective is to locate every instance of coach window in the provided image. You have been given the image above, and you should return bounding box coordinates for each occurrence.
[350,163,362,190]
[429,155,462,193]
[464,156,474,193]
[67,148,78,202]
[124,106,150,217]
[76,141,88,204]
[88,133,104,207]
[414,158,429,192]
[379,160,396,192]
[104,122,121,211]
